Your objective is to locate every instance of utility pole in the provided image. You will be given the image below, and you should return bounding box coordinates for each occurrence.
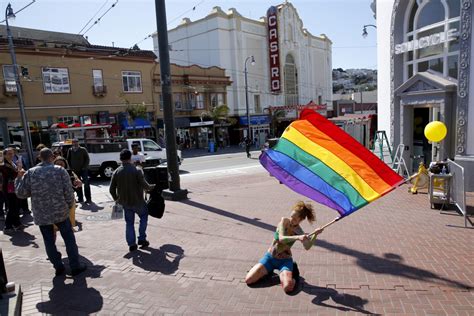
[155,0,187,200]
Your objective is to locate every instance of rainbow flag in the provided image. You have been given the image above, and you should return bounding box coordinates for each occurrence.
[260,109,404,217]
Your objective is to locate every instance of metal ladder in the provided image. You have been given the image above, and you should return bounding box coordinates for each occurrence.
[392,143,409,177]
[372,130,393,164]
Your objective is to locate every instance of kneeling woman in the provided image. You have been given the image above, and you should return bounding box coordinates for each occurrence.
[245,201,324,293]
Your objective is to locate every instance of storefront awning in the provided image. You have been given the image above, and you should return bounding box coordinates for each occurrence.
[121,118,152,130]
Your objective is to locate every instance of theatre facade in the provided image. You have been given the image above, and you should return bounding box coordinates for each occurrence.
[377,0,474,190]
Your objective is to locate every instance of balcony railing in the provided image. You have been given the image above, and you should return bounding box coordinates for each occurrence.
[92,85,107,96]
[3,82,17,96]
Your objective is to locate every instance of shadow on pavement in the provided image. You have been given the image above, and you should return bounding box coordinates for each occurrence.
[8,230,39,248]
[181,200,276,232]
[78,202,104,212]
[317,239,473,290]
[301,279,378,315]
[36,257,105,314]
[124,244,184,275]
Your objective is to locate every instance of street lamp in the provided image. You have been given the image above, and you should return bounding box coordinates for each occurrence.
[244,55,255,140]
[362,24,377,38]
[4,3,34,166]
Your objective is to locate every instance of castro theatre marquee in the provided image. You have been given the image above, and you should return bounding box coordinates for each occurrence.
[377,0,474,190]
[154,2,332,140]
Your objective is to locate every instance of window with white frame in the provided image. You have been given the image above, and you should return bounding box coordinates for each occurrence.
[196,94,204,109]
[210,93,224,107]
[173,93,183,109]
[2,65,16,92]
[122,71,142,93]
[42,68,70,93]
[403,0,460,80]
[93,69,104,88]
[254,95,261,113]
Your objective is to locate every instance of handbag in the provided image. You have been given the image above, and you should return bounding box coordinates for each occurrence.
[111,203,124,220]
[146,190,165,219]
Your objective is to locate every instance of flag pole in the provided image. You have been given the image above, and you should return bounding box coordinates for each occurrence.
[308,216,341,237]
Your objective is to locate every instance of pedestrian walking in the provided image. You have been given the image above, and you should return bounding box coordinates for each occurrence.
[245,201,324,293]
[245,137,252,158]
[1,147,23,234]
[12,146,30,216]
[67,139,92,204]
[15,148,87,276]
[109,149,155,252]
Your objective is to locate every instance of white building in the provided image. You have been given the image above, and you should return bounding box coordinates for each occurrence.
[154,2,332,140]
[376,0,474,190]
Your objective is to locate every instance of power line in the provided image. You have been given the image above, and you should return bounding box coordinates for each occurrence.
[129,0,206,49]
[78,0,110,34]
[81,0,119,36]
[0,0,37,23]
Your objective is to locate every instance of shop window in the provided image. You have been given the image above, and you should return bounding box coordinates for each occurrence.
[449,21,460,52]
[417,26,444,59]
[122,71,142,93]
[448,54,459,78]
[448,0,460,18]
[417,0,445,29]
[42,67,70,94]
[408,1,418,32]
[57,116,79,125]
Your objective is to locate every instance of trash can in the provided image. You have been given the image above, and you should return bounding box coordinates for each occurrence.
[143,165,169,191]
[208,141,215,153]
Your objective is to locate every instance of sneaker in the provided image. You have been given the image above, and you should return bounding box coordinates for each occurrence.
[129,244,138,252]
[71,265,87,276]
[55,266,66,276]
[138,240,150,248]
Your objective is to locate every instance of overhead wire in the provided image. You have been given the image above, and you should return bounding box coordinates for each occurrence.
[0,0,37,23]
[78,0,110,34]
[129,0,206,49]
[81,0,119,36]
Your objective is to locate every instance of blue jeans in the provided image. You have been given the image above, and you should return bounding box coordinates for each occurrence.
[39,218,80,270]
[75,169,91,202]
[124,207,148,246]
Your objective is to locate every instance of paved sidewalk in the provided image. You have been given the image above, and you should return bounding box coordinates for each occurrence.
[1,167,473,315]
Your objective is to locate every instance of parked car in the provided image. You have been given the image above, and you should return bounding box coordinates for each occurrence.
[51,138,182,179]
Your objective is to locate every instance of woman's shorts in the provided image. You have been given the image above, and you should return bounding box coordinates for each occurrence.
[258,252,293,273]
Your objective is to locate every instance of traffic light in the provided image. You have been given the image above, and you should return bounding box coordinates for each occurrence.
[21,66,28,77]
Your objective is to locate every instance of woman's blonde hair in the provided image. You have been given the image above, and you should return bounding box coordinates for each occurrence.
[292,201,315,224]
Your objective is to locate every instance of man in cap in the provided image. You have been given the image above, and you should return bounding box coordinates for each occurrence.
[15,148,87,276]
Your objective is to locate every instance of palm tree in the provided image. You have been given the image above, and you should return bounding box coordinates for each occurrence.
[202,104,235,145]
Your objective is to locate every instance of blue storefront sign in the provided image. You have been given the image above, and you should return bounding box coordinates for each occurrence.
[239,115,270,125]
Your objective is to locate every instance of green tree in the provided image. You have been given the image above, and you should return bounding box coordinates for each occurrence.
[202,104,235,141]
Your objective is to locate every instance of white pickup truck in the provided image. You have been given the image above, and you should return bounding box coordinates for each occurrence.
[52,138,182,179]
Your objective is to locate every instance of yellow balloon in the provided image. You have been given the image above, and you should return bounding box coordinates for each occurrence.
[424,121,447,142]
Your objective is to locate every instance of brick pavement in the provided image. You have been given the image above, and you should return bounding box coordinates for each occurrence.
[1,167,473,315]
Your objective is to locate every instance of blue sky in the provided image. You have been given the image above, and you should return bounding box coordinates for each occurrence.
[2,0,377,69]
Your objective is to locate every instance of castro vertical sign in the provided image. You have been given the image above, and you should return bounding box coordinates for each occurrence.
[267,6,281,93]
